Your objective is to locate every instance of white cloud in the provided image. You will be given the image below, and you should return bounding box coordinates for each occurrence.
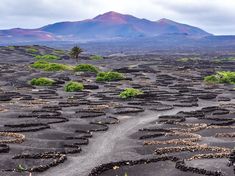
[0,0,234,34]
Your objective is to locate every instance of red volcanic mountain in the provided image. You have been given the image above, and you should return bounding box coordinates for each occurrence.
[0,11,212,42]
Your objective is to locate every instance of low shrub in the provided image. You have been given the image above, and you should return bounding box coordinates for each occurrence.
[119,88,143,99]
[44,63,71,71]
[214,57,235,63]
[26,48,38,53]
[30,77,55,86]
[35,54,59,60]
[222,57,235,62]
[90,55,103,60]
[53,49,66,55]
[31,60,73,71]
[177,58,191,62]
[96,72,124,82]
[7,46,15,50]
[204,75,218,83]
[64,81,84,92]
[74,64,99,73]
[31,60,49,69]
[17,164,26,172]
[204,71,235,84]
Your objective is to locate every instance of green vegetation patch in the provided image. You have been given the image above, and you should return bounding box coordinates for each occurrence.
[96,71,125,82]
[119,88,143,99]
[17,164,27,172]
[204,71,235,84]
[31,60,73,71]
[222,57,235,62]
[53,49,66,55]
[31,60,49,69]
[30,77,55,86]
[64,81,84,92]
[90,55,103,60]
[7,46,15,50]
[44,63,72,71]
[74,64,99,73]
[26,47,38,54]
[177,58,192,62]
[214,57,235,63]
[35,54,59,60]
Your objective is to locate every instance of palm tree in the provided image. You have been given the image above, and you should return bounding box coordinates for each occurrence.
[70,46,83,63]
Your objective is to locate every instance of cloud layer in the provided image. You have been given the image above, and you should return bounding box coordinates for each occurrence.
[0,0,234,35]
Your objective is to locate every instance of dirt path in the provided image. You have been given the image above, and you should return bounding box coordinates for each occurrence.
[40,100,219,176]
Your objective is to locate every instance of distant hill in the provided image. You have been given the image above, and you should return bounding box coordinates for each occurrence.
[0,28,56,42]
[0,11,212,43]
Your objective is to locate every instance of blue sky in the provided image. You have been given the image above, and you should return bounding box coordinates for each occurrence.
[1,0,235,35]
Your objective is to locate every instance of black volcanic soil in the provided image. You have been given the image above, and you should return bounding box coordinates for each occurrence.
[0,45,234,176]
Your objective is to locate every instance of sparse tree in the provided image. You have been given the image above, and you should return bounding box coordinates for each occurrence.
[70,46,83,63]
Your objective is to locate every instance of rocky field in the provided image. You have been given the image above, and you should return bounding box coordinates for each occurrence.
[0,45,234,176]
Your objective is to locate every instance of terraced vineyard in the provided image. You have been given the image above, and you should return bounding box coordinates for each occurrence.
[0,46,234,176]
